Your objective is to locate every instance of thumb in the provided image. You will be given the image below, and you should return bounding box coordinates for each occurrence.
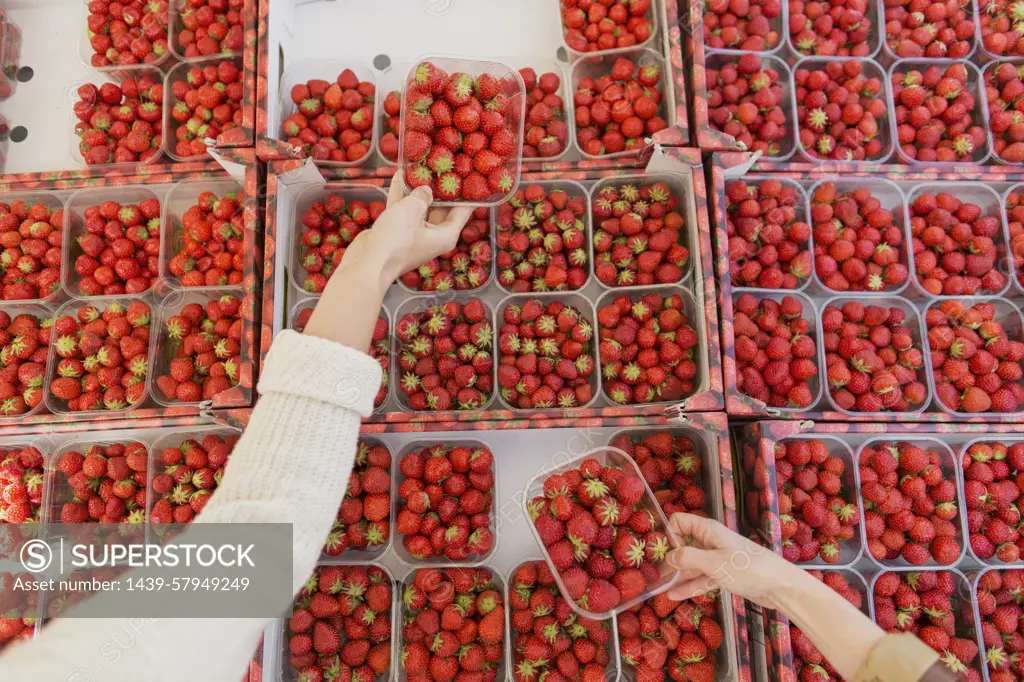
[666,544,720,576]
[401,186,433,221]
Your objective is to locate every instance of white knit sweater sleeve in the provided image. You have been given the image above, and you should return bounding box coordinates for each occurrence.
[0,330,380,682]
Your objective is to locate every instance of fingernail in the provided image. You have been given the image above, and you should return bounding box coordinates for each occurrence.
[667,548,684,568]
[412,186,433,202]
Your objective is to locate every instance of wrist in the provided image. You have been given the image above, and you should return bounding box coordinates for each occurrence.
[338,235,395,295]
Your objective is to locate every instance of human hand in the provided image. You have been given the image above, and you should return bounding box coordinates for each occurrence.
[664,512,799,609]
[352,171,474,287]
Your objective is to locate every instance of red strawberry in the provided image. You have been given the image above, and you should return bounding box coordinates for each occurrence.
[572,56,666,157]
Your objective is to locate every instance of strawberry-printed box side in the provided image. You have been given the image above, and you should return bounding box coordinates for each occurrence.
[253,0,690,169]
[260,147,722,425]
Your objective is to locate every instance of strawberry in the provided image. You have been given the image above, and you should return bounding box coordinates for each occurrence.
[400,207,491,291]
[496,184,588,293]
[891,66,986,163]
[397,444,494,561]
[379,89,402,162]
[0,309,50,415]
[85,0,169,67]
[282,69,375,163]
[53,441,149,524]
[0,201,65,300]
[70,197,162,296]
[975,569,1024,682]
[984,63,1024,163]
[979,0,1024,56]
[725,178,811,289]
[169,190,245,288]
[73,78,163,165]
[702,0,783,50]
[1005,190,1024,288]
[592,182,687,287]
[961,442,1024,562]
[789,0,872,55]
[783,571,865,682]
[926,301,1024,414]
[597,293,699,405]
[402,61,521,202]
[151,433,237,524]
[497,298,595,409]
[318,439,392,557]
[859,442,962,564]
[173,0,244,58]
[288,564,392,682]
[48,300,152,412]
[561,0,654,51]
[518,68,569,159]
[707,53,789,156]
[884,0,974,58]
[0,571,39,653]
[0,446,45,527]
[795,63,888,161]
[397,299,494,412]
[295,191,387,293]
[168,58,244,158]
[572,56,666,157]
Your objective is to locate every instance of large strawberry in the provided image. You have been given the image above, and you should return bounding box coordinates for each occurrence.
[733,293,819,409]
[73,79,164,166]
[597,292,699,405]
[560,0,654,51]
[859,441,963,565]
[319,439,391,558]
[0,201,64,300]
[496,184,588,293]
[519,68,569,159]
[400,567,505,682]
[169,190,245,287]
[86,0,169,67]
[497,298,595,409]
[70,198,162,296]
[592,181,687,287]
[173,0,244,58]
[400,208,491,291]
[528,456,674,616]
[872,570,980,680]
[926,300,1024,414]
[169,59,244,159]
[283,70,376,163]
[975,569,1024,682]
[396,299,494,412]
[725,178,811,289]
[0,309,50,417]
[296,192,387,294]
[150,432,237,524]
[396,443,495,561]
[960,442,1024,563]
[48,300,153,412]
[573,56,666,157]
[0,446,44,525]
[287,564,392,682]
[54,441,149,524]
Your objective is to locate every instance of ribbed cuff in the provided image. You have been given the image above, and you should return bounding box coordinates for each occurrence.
[257,330,382,418]
[853,633,940,682]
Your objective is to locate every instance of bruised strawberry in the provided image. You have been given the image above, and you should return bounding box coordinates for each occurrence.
[872,570,979,679]
[54,441,149,524]
[592,181,687,287]
[295,306,389,408]
[169,58,244,159]
[774,440,858,563]
[909,192,1006,296]
[859,441,963,565]
[295,192,386,294]
[150,432,237,524]
[396,299,494,412]
[573,55,666,157]
[496,184,588,292]
[979,0,1024,56]
[497,298,595,409]
[154,295,244,404]
[0,201,65,300]
[733,293,819,409]
[789,0,873,55]
[725,178,811,289]
[86,0,169,67]
[173,0,244,58]
[608,430,708,519]
[811,183,908,292]
[795,61,889,162]
[320,439,391,558]
[283,69,375,164]
[960,442,1024,563]
[402,60,522,203]
[707,53,790,156]
[0,446,45,525]
[170,190,245,287]
[519,68,569,159]
[891,64,986,163]
[703,0,783,50]
[560,0,654,51]
[70,198,161,296]
[983,62,1024,164]
[884,0,975,58]
[400,208,490,291]
[598,292,699,405]
[73,78,163,166]
[396,443,494,561]
[785,571,866,681]
[48,300,152,412]
[821,300,927,413]
[287,564,392,682]
[0,309,51,416]
[926,300,1024,414]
